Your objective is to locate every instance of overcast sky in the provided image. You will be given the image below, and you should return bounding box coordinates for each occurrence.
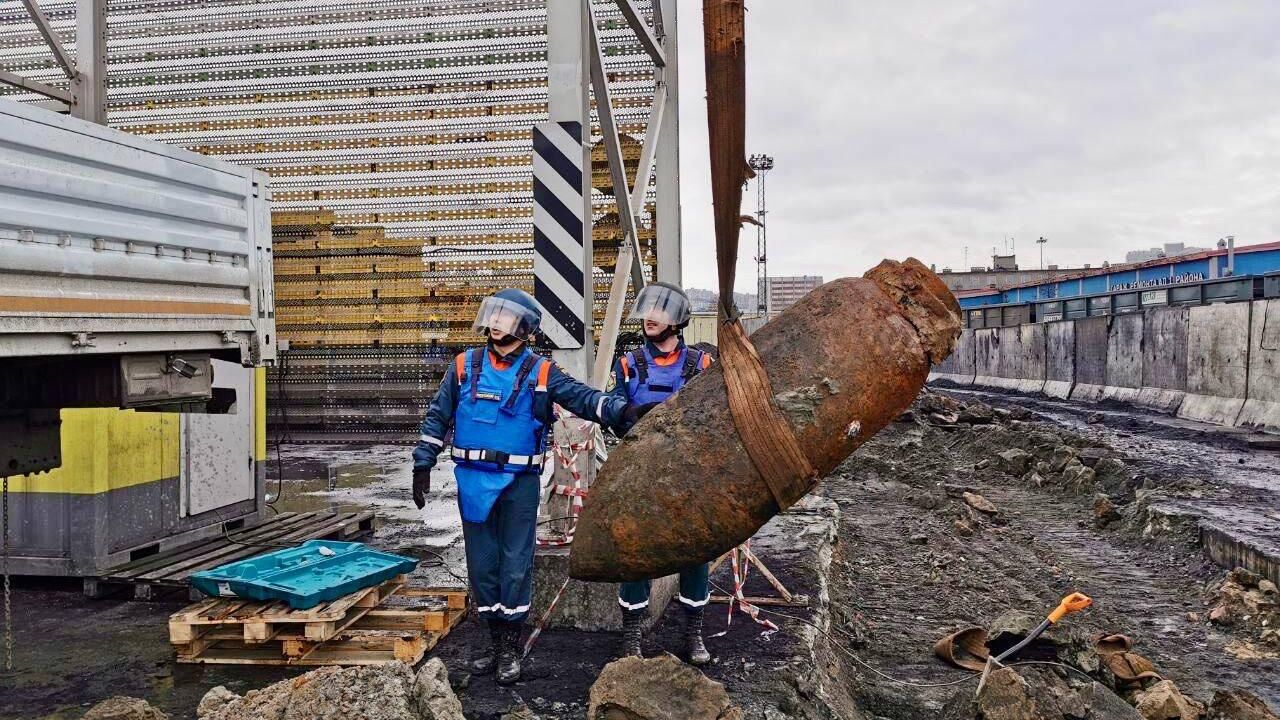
[673,0,1280,293]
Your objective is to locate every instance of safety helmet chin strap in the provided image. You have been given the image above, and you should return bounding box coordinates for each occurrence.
[488,334,525,354]
[645,324,678,343]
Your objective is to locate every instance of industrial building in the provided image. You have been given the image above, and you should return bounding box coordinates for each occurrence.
[936,260,1092,293]
[953,239,1280,328]
[765,275,822,312]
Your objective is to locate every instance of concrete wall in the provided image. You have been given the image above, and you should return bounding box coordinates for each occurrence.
[1103,314,1144,403]
[1011,323,1047,393]
[1070,316,1110,402]
[1043,321,1075,399]
[1179,303,1251,426]
[1238,299,1280,431]
[1138,306,1188,412]
[929,299,1280,435]
[974,326,1045,393]
[973,328,1001,388]
[930,328,977,385]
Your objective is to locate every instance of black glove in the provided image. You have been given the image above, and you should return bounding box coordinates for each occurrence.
[620,402,660,435]
[412,467,432,509]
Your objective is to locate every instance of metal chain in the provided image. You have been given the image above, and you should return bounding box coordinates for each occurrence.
[3,473,12,671]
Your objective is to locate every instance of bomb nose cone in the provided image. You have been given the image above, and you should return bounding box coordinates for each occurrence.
[866,257,963,364]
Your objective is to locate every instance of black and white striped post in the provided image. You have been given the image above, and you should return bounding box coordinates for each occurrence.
[532,120,588,353]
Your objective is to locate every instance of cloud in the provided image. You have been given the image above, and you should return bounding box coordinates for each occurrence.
[676,0,1280,290]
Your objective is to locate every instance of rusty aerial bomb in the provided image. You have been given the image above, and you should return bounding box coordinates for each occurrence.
[568,258,962,582]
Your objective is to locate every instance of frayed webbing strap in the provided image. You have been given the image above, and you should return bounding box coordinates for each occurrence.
[716,319,815,511]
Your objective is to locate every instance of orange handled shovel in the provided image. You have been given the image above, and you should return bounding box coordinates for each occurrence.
[976,593,1093,696]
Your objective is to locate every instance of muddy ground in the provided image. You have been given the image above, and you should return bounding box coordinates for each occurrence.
[2,389,1279,718]
[817,388,1280,718]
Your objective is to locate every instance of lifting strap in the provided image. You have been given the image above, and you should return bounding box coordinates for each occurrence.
[717,320,815,511]
[704,0,815,512]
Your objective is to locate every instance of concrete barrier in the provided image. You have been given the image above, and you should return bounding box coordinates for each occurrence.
[1070,316,1110,402]
[1237,299,1280,433]
[1010,323,1047,394]
[1102,314,1143,403]
[1043,321,1075,399]
[1137,306,1188,413]
[929,329,976,386]
[973,328,1002,389]
[1179,302,1251,426]
[976,325,1046,393]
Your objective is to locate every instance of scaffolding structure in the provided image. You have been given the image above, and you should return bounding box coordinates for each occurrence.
[0,0,670,442]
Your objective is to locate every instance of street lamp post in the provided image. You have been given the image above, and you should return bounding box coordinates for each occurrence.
[748,154,774,314]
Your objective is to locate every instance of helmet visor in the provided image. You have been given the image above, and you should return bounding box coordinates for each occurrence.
[473,296,539,340]
[628,284,691,326]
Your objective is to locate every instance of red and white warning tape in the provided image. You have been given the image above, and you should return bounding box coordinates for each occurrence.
[712,541,779,638]
[536,408,595,548]
[523,575,572,658]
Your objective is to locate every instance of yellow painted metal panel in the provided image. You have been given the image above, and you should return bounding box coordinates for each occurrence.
[255,366,267,461]
[4,408,179,494]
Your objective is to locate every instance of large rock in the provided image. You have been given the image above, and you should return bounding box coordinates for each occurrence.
[196,660,464,720]
[1133,680,1206,720]
[1208,690,1280,720]
[587,655,743,720]
[414,658,467,720]
[976,668,1038,720]
[197,687,238,719]
[1049,446,1078,473]
[82,697,169,720]
[998,449,1034,476]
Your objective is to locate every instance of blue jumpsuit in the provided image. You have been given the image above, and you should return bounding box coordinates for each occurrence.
[612,340,713,612]
[413,344,629,623]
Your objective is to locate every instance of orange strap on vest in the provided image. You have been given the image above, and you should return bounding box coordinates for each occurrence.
[455,352,466,384]
[536,358,552,391]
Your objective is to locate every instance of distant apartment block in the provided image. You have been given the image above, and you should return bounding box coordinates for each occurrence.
[1125,242,1209,264]
[766,275,823,312]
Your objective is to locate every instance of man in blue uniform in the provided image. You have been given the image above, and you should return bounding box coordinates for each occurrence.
[610,282,714,665]
[411,288,645,684]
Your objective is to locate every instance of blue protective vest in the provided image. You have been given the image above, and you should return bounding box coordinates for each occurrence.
[622,344,706,405]
[452,347,550,523]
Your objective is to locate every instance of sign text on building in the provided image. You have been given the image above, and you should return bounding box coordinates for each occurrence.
[1112,272,1205,291]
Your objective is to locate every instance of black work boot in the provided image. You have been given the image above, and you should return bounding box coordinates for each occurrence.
[495,622,523,685]
[470,619,503,675]
[684,607,711,666]
[619,608,645,658]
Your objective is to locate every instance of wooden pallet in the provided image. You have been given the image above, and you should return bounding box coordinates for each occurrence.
[170,577,467,666]
[87,511,377,600]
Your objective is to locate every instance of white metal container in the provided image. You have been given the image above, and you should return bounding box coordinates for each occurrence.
[0,98,275,365]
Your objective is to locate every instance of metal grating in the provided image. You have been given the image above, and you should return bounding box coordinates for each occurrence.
[0,0,660,441]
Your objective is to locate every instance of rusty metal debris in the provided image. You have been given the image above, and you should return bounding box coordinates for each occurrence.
[569,259,962,582]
